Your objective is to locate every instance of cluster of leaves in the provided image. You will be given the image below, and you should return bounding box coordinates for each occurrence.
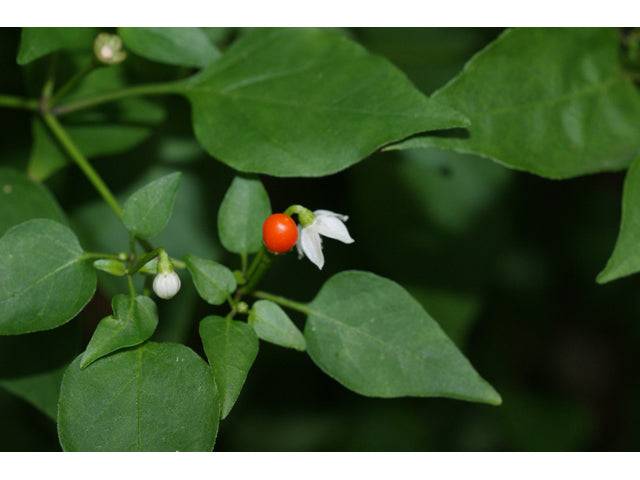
[1,26,639,452]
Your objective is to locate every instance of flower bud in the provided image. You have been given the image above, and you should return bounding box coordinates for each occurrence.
[94,33,127,65]
[153,271,181,299]
[236,301,249,314]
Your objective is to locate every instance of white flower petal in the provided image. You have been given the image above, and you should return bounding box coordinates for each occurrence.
[314,214,354,244]
[314,209,349,222]
[296,225,304,259]
[300,226,324,270]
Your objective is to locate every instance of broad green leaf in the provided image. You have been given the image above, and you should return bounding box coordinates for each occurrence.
[185,255,236,305]
[217,176,271,255]
[199,315,259,419]
[0,167,65,235]
[119,27,220,68]
[0,366,66,420]
[58,342,219,451]
[179,28,468,176]
[28,66,165,181]
[249,300,306,351]
[388,28,640,179]
[81,295,158,368]
[0,219,96,335]
[123,172,182,239]
[17,27,97,65]
[305,271,501,405]
[598,156,640,283]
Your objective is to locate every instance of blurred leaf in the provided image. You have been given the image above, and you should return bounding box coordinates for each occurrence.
[17,27,97,65]
[123,172,181,239]
[218,176,271,255]
[28,67,165,181]
[0,366,66,420]
[390,28,640,179]
[58,342,219,451]
[0,167,66,235]
[396,148,511,235]
[410,288,481,348]
[0,320,81,420]
[353,28,499,94]
[81,295,158,368]
[0,219,96,335]
[199,315,259,419]
[305,271,501,405]
[249,300,306,351]
[180,28,468,176]
[598,156,640,283]
[185,255,236,305]
[119,27,220,68]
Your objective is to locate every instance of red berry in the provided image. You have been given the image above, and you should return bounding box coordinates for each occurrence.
[262,213,298,254]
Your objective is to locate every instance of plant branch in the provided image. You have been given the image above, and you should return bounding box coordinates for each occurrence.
[240,248,272,295]
[42,112,124,219]
[0,94,38,111]
[52,80,183,116]
[51,60,97,104]
[252,291,311,315]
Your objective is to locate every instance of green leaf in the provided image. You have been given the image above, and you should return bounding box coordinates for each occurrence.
[81,295,158,368]
[119,27,220,68]
[249,300,306,351]
[93,259,127,276]
[185,255,236,305]
[305,271,501,405]
[0,219,96,335]
[409,288,481,348]
[598,157,640,283]
[0,321,81,420]
[395,149,512,235]
[180,28,468,176]
[28,66,165,181]
[123,172,182,239]
[0,167,66,235]
[388,28,640,179]
[0,366,66,420]
[217,176,271,255]
[199,316,259,419]
[17,27,97,65]
[58,342,219,451]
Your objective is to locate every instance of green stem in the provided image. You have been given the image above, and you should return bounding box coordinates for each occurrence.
[42,112,124,219]
[127,275,136,297]
[81,252,124,261]
[252,291,311,315]
[241,253,248,275]
[52,80,183,116]
[0,94,38,111]
[51,61,96,104]
[241,248,272,294]
[127,248,162,275]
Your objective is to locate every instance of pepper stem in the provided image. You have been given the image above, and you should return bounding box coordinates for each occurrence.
[284,204,315,227]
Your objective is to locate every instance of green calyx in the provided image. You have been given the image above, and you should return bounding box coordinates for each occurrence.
[284,204,314,227]
[156,249,174,274]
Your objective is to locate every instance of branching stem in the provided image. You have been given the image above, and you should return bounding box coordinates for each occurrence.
[252,291,311,315]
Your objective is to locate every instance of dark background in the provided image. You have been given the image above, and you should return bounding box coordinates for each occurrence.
[1,27,639,451]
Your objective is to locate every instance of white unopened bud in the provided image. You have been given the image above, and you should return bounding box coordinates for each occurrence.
[94,33,127,65]
[153,271,181,299]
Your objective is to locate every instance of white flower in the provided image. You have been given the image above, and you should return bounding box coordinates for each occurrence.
[296,210,354,270]
[153,271,181,299]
